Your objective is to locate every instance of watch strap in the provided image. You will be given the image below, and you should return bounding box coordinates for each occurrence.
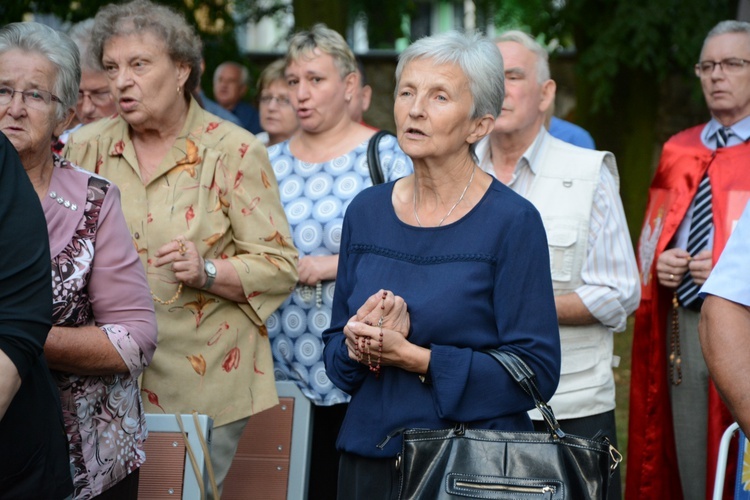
[202,259,216,290]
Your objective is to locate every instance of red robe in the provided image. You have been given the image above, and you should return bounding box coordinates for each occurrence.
[626,125,750,499]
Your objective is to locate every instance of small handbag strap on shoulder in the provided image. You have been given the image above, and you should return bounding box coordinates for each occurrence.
[484,349,566,439]
[367,129,395,185]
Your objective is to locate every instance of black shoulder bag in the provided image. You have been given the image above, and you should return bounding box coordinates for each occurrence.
[394,350,622,499]
[367,129,396,185]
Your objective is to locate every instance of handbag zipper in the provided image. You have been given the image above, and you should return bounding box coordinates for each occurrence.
[454,481,554,499]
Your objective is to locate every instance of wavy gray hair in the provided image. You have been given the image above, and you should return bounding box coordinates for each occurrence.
[395,30,505,121]
[90,0,203,102]
[0,22,80,123]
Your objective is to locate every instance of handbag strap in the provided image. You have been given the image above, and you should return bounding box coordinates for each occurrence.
[484,349,566,439]
[367,129,394,185]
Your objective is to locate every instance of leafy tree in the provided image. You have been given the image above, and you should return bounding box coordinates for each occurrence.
[2,0,253,97]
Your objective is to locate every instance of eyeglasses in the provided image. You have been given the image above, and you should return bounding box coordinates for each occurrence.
[0,86,61,109]
[78,89,112,106]
[695,58,750,76]
[259,95,291,107]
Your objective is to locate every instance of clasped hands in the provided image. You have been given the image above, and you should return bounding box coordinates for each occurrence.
[153,236,207,289]
[344,289,411,369]
[656,247,713,288]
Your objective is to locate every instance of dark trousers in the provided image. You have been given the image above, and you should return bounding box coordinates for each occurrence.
[90,468,140,500]
[308,403,348,500]
[337,452,400,500]
[533,409,622,500]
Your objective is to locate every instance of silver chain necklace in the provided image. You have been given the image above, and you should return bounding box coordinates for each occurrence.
[413,166,476,227]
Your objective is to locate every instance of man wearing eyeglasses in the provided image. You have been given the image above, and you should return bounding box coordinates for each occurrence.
[628,20,750,500]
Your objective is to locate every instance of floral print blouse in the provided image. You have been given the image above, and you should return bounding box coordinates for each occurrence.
[64,99,298,427]
[266,135,412,405]
[44,157,157,499]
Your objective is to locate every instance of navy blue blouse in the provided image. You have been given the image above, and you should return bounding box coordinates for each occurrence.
[323,177,561,458]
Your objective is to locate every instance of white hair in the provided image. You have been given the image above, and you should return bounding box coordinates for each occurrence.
[0,22,79,122]
[702,20,750,57]
[214,61,250,87]
[494,30,551,84]
[396,30,505,120]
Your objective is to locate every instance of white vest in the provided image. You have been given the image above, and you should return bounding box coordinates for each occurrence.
[526,136,620,420]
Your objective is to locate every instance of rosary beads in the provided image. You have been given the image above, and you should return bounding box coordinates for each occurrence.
[150,238,187,305]
[356,291,386,378]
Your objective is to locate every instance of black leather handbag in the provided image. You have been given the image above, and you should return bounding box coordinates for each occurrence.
[395,350,622,499]
[367,129,395,185]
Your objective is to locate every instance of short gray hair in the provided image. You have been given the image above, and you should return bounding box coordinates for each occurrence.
[494,30,550,84]
[0,22,79,122]
[90,0,203,102]
[68,18,98,71]
[395,30,505,120]
[702,20,750,57]
[287,24,357,80]
[214,62,250,87]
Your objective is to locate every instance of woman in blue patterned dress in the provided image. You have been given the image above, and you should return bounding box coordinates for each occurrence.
[265,24,412,499]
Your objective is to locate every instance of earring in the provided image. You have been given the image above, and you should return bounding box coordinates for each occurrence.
[345,95,351,102]
[177,86,181,94]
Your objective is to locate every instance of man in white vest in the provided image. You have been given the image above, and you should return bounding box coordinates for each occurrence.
[474,30,640,500]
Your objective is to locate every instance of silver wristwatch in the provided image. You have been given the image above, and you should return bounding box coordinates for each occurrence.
[202,259,217,290]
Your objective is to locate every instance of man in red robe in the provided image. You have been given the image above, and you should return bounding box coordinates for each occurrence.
[627,20,750,500]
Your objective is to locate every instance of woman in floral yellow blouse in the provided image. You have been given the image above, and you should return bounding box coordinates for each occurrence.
[64,0,298,495]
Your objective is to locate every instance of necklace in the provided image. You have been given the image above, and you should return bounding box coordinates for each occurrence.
[413,166,476,227]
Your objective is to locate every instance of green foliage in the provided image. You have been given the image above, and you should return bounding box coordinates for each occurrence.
[0,0,245,99]
[491,0,549,33]
[348,0,415,48]
[233,1,291,29]
[493,0,737,111]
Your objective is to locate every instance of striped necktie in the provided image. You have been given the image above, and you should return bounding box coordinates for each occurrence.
[675,127,730,309]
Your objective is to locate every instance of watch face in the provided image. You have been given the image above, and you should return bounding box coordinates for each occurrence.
[206,260,217,276]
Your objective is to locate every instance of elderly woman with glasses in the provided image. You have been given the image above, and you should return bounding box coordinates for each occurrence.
[0,22,157,499]
[322,31,561,498]
[256,58,299,147]
[64,0,298,496]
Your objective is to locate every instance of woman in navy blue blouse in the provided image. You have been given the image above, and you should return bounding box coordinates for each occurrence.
[322,30,561,499]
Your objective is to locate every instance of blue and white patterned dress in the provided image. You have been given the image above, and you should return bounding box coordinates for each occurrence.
[267,134,412,405]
